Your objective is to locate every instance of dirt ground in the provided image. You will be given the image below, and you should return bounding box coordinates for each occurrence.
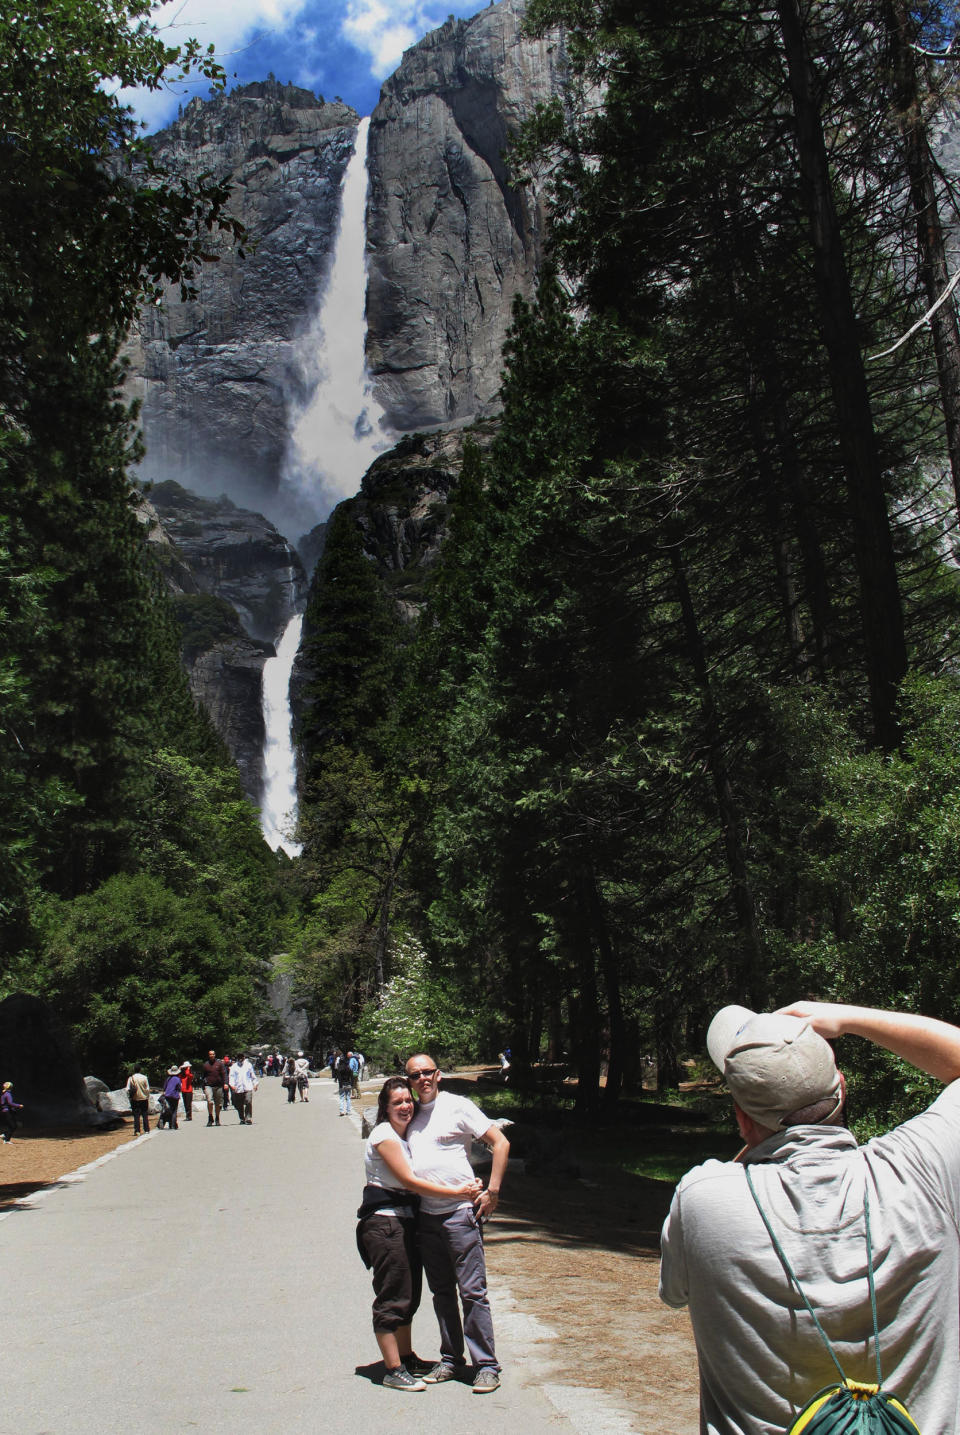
[0,1083,702,1432]
[0,1121,135,1205]
[485,1151,701,1431]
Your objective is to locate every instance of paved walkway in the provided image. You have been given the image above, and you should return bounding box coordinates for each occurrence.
[0,1076,575,1435]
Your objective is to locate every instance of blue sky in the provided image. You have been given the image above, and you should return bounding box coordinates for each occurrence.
[125,0,491,131]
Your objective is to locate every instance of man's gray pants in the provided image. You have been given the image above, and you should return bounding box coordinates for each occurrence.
[418,1206,499,1371]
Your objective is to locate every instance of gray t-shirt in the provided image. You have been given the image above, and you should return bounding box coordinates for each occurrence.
[659,1080,960,1434]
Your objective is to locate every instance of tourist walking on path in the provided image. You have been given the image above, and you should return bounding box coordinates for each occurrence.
[158,1066,182,1129]
[336,1052,355,1116]
[202,1050,226,1125]
[283,1054,297,1103]
[357,1076,482,1393]
[229,1052,258,1124]
[294,1052,310,1102]
[404,1053,509,1393]
[125,1069,150,1135]
[179,1062,194,1121]
[660,1001,960,1433]
[0,1081,23,1142]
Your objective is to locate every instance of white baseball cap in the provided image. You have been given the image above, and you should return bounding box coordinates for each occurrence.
[707,1005,842,1130]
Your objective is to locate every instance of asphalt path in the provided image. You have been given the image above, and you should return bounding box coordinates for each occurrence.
[0,1075,576,1435]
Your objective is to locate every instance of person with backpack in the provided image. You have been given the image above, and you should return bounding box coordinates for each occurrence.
[659,1001,960,1433]
[125,1068,151,1135]
[157,1066,182,1130]
[336,1051,355,1116]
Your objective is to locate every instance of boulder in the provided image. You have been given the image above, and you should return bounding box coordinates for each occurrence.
[0,995,119,1129]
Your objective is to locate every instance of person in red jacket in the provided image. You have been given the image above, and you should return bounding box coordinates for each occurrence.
[179,1062,194,1121]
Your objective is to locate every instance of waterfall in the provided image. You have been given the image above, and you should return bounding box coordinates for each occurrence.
[260,612,304,857]
[282,116,392,515]
[259,117,390,855]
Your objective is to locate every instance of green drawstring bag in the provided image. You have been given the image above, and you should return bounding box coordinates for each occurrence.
[744,1167,921,1434]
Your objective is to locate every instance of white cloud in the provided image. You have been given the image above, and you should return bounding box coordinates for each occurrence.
[341,1,416,73]
[149,0,307,57]
[341,0,470,77]
[115,0,314,129]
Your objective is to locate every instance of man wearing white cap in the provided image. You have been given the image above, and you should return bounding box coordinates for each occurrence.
[659,1001,960,1434]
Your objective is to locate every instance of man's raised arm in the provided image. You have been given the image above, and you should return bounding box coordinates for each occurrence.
[777,1001,960,1085]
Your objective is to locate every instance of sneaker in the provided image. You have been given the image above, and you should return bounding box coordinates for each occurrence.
[422,1362,460,1384]
[473,1368,501,1394]
[382,1367,426,1393]
[403,1354,435,1377]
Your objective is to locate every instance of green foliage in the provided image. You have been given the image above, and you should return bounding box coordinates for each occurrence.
[353,934,487,1069]
[790,675,960,1018]
[170,593,251,665]
[17,873,259,1083]
[0,0,278,1080]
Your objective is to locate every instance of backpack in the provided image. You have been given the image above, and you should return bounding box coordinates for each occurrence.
[335,1056,352,1084]
[744,1167,921,1435]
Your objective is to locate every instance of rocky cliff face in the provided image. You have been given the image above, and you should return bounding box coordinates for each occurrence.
[365,0,565,430]
[352,424,497,619]
[125,82,359,538]
[291,424,495,726]
[121,3,567,808]
[147,482,307,643]
[140,482,307,800]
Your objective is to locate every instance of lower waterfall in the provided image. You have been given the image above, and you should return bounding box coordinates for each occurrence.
[260,612,304,856]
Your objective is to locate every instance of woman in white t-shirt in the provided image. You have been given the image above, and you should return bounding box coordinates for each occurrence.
[357,1076,481,1392]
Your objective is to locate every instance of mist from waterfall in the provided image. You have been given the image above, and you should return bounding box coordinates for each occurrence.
[260,117,389,856]
[260,611,304,857]
[282,116,392,519]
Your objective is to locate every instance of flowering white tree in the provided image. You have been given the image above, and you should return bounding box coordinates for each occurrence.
[355,934,480,1067]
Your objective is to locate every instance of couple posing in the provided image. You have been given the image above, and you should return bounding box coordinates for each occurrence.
[357,1053,510,1394]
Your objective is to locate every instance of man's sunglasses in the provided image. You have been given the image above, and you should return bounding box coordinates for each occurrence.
[407,1067,438,1080]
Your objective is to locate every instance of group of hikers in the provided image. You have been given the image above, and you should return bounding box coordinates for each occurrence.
[124,1050,262,1131]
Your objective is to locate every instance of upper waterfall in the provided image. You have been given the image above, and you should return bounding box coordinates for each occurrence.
[281,116,392,519]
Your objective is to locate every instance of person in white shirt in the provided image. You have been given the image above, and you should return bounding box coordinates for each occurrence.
[228,1052,258,1125]
[294,1051,310,1102]
[403,1054,510,1394]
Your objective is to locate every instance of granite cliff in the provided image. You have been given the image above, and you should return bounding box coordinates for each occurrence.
[125,82,359,538]
[140,482,307,800]
[366,0,565,430]
[123,1,566,809]
[125,2,565,527]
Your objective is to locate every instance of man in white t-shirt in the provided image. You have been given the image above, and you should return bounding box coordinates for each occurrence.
[404,1053,510,1394]
[659,1002,960,1434]
[228,1052,258,1124]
